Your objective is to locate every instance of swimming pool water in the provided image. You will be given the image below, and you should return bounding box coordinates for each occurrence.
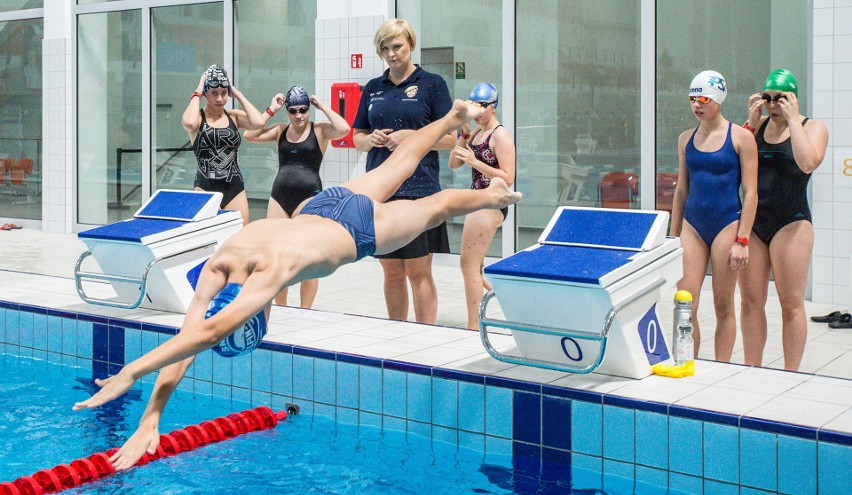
[0,354,583,494]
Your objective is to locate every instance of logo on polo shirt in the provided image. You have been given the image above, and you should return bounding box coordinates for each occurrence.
[405,85,419,98]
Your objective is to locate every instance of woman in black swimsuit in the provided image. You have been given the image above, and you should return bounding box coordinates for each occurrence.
[244,85,350,308]
[739,69,829,371]
[182,65,265,224]
[449,83,515,330]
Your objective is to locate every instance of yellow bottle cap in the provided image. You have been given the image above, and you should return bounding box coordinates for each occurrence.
[675,290,693,302]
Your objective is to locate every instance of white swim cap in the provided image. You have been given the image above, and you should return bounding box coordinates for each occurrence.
[689,70,727,105]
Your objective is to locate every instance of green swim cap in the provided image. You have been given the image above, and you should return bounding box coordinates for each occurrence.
[763,69,798,96]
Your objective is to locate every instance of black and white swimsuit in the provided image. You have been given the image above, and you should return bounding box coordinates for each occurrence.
[193,109,245,206]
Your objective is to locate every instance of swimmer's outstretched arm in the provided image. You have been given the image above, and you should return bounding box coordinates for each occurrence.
[72,271,280,411]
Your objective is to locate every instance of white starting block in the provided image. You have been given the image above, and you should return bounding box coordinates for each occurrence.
[74,189,242,312]
[479,206,683,379]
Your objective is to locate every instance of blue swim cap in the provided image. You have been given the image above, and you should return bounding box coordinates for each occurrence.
[203,64,231,96]
[285,85,310,108]
[205,283,267,357]
[469,82,499,109]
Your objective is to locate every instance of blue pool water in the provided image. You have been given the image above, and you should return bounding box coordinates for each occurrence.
[0,354,584,494]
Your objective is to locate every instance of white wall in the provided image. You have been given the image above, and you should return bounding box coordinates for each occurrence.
[811,0,852,307]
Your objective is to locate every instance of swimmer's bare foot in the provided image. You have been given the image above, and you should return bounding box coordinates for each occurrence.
[487,177,522,208]
[450,99,484,126]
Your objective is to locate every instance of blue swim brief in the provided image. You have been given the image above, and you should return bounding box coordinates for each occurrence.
[300,187,377,260]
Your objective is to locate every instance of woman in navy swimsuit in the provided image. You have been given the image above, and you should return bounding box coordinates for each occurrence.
[449,83,515,330]
[182,65,265,224]
[739,69,828,371]
[670,70,757,362]
[244,85,350,308]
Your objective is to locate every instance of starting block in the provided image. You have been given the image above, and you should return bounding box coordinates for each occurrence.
[479,206,683,379]
[74,190,242,312]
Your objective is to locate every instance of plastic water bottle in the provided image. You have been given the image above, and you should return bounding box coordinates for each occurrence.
[675,319,694,365]
[672,290,694,365]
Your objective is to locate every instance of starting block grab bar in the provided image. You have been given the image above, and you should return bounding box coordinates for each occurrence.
[73,241,216,309]
[478,278,666,374]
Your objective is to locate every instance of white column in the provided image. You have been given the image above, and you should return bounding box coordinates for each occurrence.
[41,0,73,233]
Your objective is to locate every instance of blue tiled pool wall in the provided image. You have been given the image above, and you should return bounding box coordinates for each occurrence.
[1,301,851,495]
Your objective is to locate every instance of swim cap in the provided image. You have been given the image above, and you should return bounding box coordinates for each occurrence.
[285,85,310,108]
[205,283,267,357]
[469,82,499,109]
[203,64,231,95]
[689,70,727,105]
[763,69,798,96]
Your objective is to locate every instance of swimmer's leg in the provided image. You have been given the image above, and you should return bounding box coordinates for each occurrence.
[373,177,521,255]
[344,100,483,201]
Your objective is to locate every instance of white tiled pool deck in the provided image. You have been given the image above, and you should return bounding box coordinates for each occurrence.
[0,227,851,436]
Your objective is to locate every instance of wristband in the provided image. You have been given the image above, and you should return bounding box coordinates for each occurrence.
[265,107,275,117]
[743,122,754,132]
[190,92,202,100]
[459,133,470,140]
[735,236,749,247]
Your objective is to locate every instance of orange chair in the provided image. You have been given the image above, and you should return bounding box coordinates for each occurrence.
[0,157,12,185]
[656,173,678,213]
[597,171,638,209]
[17,157,33,174]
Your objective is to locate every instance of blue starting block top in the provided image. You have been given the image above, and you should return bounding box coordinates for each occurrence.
[135,189,223,221]
[485,244,636,285]
[485,207,674,287]
[78,190,237,244]
[540,207,667,251]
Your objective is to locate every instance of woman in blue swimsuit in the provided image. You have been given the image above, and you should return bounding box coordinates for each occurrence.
[670,70,758,362]
[183,65,265,224]
[244,86,350,308]
[738,69,828,371]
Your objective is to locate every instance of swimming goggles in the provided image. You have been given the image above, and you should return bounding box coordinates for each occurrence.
[688,96,712,104]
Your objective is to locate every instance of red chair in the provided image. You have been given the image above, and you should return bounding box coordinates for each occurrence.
[656,173,678,213]
[597,171,638,209]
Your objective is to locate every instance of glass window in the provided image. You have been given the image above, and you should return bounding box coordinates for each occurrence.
[235,0,316,222]
[151,4,223,199]
[77,10,141,225]
[655,0,808,213]
[0,18,42,220]
[397,0,503,256]
[0,0,41,12]
[516,0,640,249]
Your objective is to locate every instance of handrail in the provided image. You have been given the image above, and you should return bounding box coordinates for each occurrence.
[110,143,192,209]
[74,241,216,309]
[478,277,666,374]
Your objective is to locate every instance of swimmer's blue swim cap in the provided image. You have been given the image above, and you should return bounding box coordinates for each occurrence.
[285,85,310,108]
[203,64,231,96]
[205,283,267,357]
[469,82,499,109]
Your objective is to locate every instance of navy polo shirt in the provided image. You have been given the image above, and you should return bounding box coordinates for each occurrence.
[353,65,452,198]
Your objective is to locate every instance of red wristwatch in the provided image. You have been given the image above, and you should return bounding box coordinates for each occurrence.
[265,107,275,117]
[190,92,202,100]
[735,236,749,247]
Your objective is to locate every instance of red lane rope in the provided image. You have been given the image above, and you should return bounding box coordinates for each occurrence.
[1,406,286,495]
